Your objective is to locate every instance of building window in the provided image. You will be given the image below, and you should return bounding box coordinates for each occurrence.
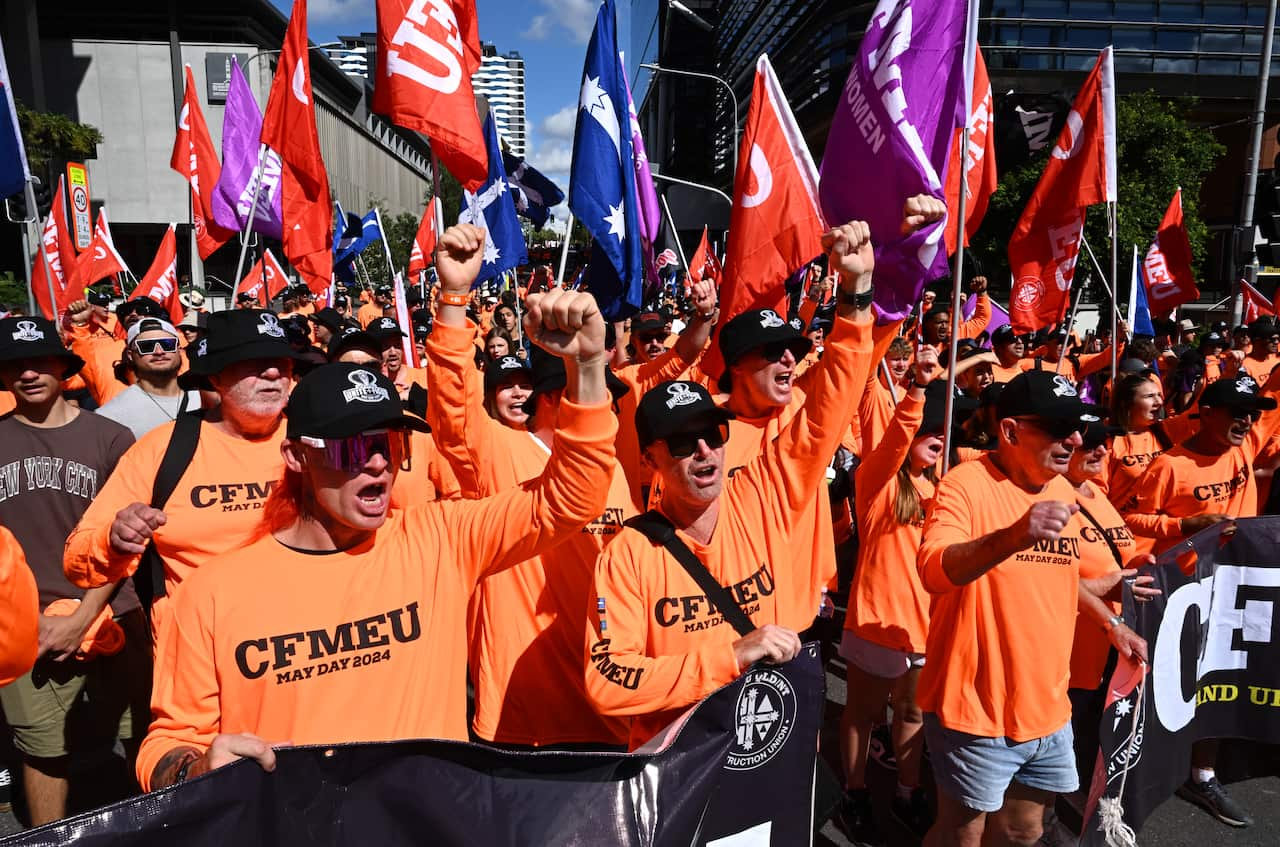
[1070,0,1111,19]
[1114,2,1156,21]
[1067,25,1111,48]
[1159,1,1201,23]
[1156,28,1198,51]
[1113,27,1155,49]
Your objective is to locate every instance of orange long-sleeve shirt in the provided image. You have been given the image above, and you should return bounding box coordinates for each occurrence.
[847,393,933,653]
[63,418,287,638]
[67,322,128,407]
[1103,413,1196,511]
[1069,484,1136,691]
[137,397,617,789]
[425,321,633,746]
[586,312,873,748]
[917,457,1081,741]
[0,526,39,687]
[856,320,908,455]
[614,344,704,511]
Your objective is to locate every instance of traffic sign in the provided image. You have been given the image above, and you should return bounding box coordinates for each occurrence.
[66,162,91,251]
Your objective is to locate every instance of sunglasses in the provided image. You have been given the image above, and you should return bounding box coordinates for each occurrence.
[757,340,803,363]
[1015,416,1083,440]
[131,337,180,355]
[663,424,729,459]
[636,332,666,345]
[298,429,410,474]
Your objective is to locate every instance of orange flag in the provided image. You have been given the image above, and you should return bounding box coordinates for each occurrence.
[130,225,183,324]
[687,225,722,284]
[407,199,437,278]
[944,47,997,255]
[170,65,235,259]
[31,175,81,319]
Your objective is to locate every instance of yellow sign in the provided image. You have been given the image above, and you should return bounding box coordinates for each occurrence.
[65,162,91,251]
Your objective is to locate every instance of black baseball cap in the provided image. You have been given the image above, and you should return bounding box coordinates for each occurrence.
[309,307,345,334]
[326,326,382,362]
[1081,419,1125,449]
[635,380,735,449]
[86,288,112,307]
[1198,373,1278,415]
[1248,316,1278,339]
[718,308,812,367]
[1118,358,1156,378]
[0,316,85,382]
[920,381,977,436]
[997,370,1103,423]
[368,316,407,341]
[992,324,1019,344]
[116,296,168,321]
[523,345,629,412]
[484,354,533,394]
[285,363,429,439]
[632,311,665,334]
[236,292,258,304]
[179,310,304,389]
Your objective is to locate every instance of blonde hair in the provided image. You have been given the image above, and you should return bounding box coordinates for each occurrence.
[890,458,938,526]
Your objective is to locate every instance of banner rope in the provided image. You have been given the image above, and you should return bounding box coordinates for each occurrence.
[1096,662,1146,847]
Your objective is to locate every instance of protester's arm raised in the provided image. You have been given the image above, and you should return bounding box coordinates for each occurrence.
[954,276,991,340]
[855,349,935,512]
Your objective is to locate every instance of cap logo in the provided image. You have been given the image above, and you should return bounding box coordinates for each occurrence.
[788,318,803,331]
[196,338,208,358]
[380,318,396,329]
[500,356,522,370]
[11,320,43,342]
[759,310,785,329]
[257,313,285,338]
[342,369,390,404]
[341,326,359,337]
[1081,413,1100,422]
[665,382,701,409]
[1051,374,1077,397]
[1236,376,1258,394]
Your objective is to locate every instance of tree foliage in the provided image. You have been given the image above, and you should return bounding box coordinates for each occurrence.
[16,103,103,173]
[969,92,1225,308]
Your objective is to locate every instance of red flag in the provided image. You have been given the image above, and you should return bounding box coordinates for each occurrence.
[713,55,824,375]
[261,0,333,296]
[76,209,129,287]
[687,225,722,284]
[237,249,289,306]
[407,199,437,277]
[1008,47,1115,333]
[30,176,82,319]
[373,0,488,190]
[1142,188,1198,314]
[392,271,420,368]
[171,65,236,259]
[1242,279,1274,324]
[944,47,997,255]
[131,225,183,324]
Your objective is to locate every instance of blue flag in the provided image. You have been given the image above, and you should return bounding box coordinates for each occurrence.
[1129,245,1155,337]
[503,151,564,229]
[460,113,529,286]
[568,0,643,320]
[0,36,30,199]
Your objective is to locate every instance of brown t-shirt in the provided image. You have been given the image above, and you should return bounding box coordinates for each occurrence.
[0,410,139,614]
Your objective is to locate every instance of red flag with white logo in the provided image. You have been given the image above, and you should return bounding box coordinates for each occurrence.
[1242,279,1274,324]
[261,0,333,296]
[944,47,997,255]
[30,175,81,319]
[373,0,488,190]
[1008,47,1115,333]
[130,225,183,324]
[237,249,289,306]
[688,225,722,285]
[170,64,235,259]
[1142,188,1198,314]
[712,54,824,375]
[76,208,130,286]
[407,198,437,278]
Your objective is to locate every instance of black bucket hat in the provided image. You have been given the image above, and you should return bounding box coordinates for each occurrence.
[0,316,85,385]
[179,309,304,389]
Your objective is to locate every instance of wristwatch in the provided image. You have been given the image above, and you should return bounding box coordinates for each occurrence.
[837,286,875,310]
[1103,614,1124,631]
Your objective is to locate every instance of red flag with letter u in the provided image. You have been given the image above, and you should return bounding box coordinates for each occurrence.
[77,208,129,286]
[1142,188,1198,314]
[170,64,235,259]
[130,225,183,324]
[373,0,487,190]
[1008,47,1115,333]
[261,0,333,296]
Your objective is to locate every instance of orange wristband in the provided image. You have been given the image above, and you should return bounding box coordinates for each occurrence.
[439,291,470,307]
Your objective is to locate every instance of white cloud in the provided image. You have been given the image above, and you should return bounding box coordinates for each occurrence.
[532,139,573,174]
[308,0,369,25]
[540,105,578,141]
[525,0,598,44]
[524,15,552,40]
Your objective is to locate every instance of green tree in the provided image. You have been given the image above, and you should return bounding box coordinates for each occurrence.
[970,92,1225,309]
[17,103,103,174]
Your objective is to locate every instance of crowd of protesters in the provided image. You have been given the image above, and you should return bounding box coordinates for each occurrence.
[0,202,1275,847]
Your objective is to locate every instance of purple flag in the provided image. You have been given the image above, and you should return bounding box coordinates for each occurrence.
[819,0,970,320]
[962,292,1011,342]
[211,59,283,238]
[622,64,661,287]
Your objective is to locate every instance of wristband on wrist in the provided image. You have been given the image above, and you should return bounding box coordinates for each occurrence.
[911,377,929,390]
[438,291,470,307]
[838,286,875,310]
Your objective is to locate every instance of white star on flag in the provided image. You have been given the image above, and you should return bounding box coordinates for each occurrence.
[604,203,625,240]
[1112,697,1132,730]
[483,241,501,265]
[580,75,621,158]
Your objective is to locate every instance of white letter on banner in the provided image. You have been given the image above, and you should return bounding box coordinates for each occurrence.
[1202,565,1280,676]
[706,822,771,847]
[387,0,463,94]
[1152,576,1212,733]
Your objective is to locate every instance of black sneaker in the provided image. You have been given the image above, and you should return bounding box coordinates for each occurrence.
[890,787,933,839]
[867,724,898,771]
[0,766,9,813]
[1175,777,1253,827]
[836,788,884,846]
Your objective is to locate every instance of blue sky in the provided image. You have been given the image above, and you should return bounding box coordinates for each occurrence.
[269,0,607,228]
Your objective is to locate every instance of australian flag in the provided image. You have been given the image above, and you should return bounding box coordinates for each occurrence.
[568,0,643,320]
[0,36,29,199]
[460,112,528,287]
[504,152,564,229]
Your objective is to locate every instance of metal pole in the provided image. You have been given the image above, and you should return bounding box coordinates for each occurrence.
[557,211,575,286]
[660,195,690,270]
[372,206,398,281]
[233,143,268,283]
[639,63,739,182]
[942,125,972,475]
[27,178,59,319]
[651,171,733,206]
[1235,0,1278,325]
[1109,201,1119,379]
[1058,287,1085,375]
[1080,233,1114,301]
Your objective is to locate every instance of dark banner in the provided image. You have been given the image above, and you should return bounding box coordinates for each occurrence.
[1083,517,1280,844]
[1,646,824,847]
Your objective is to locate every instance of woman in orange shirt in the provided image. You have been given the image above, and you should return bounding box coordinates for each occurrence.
[1105,371,1196,511]
[838,346,941,841]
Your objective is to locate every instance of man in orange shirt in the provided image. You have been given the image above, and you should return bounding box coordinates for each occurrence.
[584,219,877,749]
[917,370,1102,847]
[989,324,1026,384]
[1222,317,1280,382]
[66,296,171,407]
[64,310,303,640]
[139,281,617,790]
[367,317,425,398]
[357,286,389,328]
[920,276,991,354]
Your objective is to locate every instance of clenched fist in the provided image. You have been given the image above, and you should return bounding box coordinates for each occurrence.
[1014,500,1078,548]
[822,220,874,293]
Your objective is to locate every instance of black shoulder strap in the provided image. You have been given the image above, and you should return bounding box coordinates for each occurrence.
[1151,421,1174,452]
[134,407,203,616]
[1076,502,1126,570]
[1035,356,1044,371]
[625,510,757,637]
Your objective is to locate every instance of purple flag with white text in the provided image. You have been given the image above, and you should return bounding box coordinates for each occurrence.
[819,0,971,320]
[623,64,661,288]
[212,58,284,238]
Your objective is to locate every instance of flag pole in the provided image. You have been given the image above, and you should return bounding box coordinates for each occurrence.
[941,129,970,476]
[660,195,689,270]
[429,150,444,300]
[17,181,37,315]
[1079,233,1115,302]
[233,144,269,284]
[372,206,397,283]
[1109,200,1119,379]
[557,211,575,285]
[1057,286,1085,375]
[28,179,60,320]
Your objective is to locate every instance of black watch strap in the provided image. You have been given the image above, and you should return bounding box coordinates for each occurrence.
[838,286,874,310]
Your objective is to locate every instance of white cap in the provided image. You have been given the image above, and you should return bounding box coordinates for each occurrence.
[126,317,179,346]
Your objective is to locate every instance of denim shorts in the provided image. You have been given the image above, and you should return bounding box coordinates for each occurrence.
[923,713,1079,813]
